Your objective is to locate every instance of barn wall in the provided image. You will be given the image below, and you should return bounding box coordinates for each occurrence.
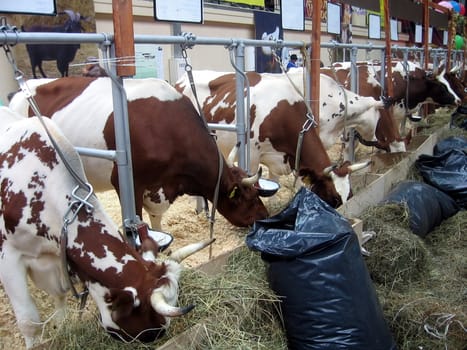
[0,0,404,103]
[0,55,15,106]
[94,0,390,81]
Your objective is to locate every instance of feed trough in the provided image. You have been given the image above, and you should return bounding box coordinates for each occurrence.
[255,178,281,197]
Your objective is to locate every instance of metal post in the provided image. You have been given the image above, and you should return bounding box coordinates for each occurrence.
[347,46,358,163]
[111,0,138,245]
[172,23,182,57]
[383,0,394,98]
[350,47,358,93]
[110,76,139,232]
[311,0,321,127]
[433,53,439,71]
[403,48,409,70]
[234,43,248,172]
[380,49,386,94]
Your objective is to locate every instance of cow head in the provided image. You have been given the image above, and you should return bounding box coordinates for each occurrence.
[99,239,214,343]
[425,69,461,106]
[216,164,269,226]
[304,161,371,208]
[444,66,467,104]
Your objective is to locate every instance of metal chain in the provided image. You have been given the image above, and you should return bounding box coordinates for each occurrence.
[328,59,350,165]
[180,42,221,259]
[1,23,24,82]
[60,184,94,308]
[272,50,319,183]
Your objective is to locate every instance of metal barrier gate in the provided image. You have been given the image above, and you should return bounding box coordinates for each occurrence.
[1,26,464,238]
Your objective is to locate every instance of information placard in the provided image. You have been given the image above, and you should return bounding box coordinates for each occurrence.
[0,0,56,16]
[281,0,304,31]
[415,24,422,43]
[390,18,398,41]
[154,0,203,24]
[327,2,341,35]
[368,14,381,39]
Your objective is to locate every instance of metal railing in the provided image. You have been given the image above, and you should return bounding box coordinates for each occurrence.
[1,28,464,234]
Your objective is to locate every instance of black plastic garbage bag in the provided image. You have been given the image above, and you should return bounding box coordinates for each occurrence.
[450,105,467,130]
[433,136,467,155]
[415,137,467,208]
[246,187,397,350]
[382,181,459,237]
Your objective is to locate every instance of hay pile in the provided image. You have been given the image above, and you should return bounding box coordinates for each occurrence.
[168,248,286,349]
[361,204,466,350]
[25,200,467,350]
[31,248,286,350]
[4,112,465,349]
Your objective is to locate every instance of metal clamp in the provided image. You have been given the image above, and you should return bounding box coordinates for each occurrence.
[181,46,192,72]
[62,184,95,227]
[181,32,196,50]
[301,112,317,132]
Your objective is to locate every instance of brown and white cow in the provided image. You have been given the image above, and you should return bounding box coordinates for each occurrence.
[443,64,467,103]
[327,61,461,132]
[8,77,269,231]
[0,109,214,348]
[175,70,378,208]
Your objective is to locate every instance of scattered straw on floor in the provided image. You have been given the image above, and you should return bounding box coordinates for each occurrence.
[361,204,466,350]
[30,248,286,350]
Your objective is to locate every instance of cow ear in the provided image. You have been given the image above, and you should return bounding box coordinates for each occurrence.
[105,289,137,322]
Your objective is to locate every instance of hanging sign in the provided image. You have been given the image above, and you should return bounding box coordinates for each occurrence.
[154,0,203,24]
[390,18,398,41]
[281,0,304,31]
[415,24,422,43]
[368,13,381,39]
[327,2,341,34]
[229,0,264,5]
[443,30,448,45]
[0,0,56,15]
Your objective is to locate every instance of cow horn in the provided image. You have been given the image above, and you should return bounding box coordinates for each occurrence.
[348,160,372,173]
[241,166,262,186]
[450,64,460,74]
[227,142,240,167]
[168,238,215,263]
[323,164,337,176]
[150,291,195,317]
[63,9,77,21]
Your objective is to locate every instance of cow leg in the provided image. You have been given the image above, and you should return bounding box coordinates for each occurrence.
[0,247,41,348]
[259,148,290,182]
[143,188,170,231]
[27,254,68,327]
